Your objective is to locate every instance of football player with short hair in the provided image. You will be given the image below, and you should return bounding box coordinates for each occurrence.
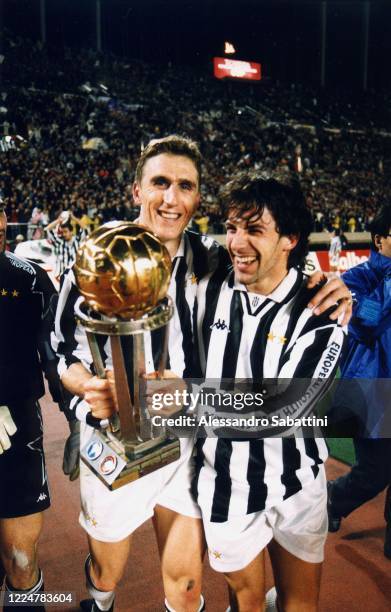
[53,140,353,612]
[192,173,347,612]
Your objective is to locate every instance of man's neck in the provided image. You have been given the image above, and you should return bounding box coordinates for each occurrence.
[165,238,182,259]
[245,268,289,296]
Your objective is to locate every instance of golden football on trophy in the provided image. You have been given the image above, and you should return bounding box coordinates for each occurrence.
[74,221,171,319]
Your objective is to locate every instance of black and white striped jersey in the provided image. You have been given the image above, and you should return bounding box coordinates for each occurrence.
[46,227,87,278]
[192,267,347,522]
[52,230,230,419]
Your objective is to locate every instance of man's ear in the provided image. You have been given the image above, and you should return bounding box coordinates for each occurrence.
[132,181,141,204]
[282,234,299,252]
[374,234,382,251]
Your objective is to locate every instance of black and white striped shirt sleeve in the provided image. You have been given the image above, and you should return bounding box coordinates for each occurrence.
[51,268,93,378]
[260,312,346,423]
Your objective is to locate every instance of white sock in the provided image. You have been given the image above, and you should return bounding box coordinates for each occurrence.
[164,598,176,612]
[165,593,205,612]
[5,569,43,593]
[265,587,278,612]
[85,555,115,611]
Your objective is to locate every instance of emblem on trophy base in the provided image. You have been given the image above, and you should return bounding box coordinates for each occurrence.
[74,221,180,490]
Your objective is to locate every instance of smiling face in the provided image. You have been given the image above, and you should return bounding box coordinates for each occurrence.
[133,153,200,257]
[226,206,298,295]
[0,209,7,254]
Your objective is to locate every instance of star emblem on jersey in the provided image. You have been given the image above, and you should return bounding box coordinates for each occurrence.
[267,331,287,345]
[85,513,98,527]
[188,273,198,285]
[210,550,222,559]
[1,288,20,297]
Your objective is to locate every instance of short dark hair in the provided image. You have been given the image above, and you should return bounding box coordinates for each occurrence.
[369,205,391,251]
[60,221,73,232]
[135,135,202,186]
[220,172,313,269]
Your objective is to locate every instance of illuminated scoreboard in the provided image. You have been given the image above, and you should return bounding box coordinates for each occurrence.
[213,57,261,81]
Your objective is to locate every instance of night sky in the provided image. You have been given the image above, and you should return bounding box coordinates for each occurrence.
[1,0,391,90]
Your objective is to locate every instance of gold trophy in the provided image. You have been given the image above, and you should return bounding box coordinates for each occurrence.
[74,221,180,490]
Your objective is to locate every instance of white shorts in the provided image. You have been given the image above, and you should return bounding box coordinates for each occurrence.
[79,423,201,542]
[203,467,328,572]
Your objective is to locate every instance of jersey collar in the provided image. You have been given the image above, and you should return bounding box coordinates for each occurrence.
[233,267,299,303]
[173,234,186,259]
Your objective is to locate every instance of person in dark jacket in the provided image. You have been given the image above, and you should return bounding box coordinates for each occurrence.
[328,205,391,559]
[0,203,63,611]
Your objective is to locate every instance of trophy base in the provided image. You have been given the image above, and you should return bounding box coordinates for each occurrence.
[81,431,181,491]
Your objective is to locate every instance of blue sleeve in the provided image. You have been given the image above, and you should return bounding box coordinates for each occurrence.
[343,265,383,327]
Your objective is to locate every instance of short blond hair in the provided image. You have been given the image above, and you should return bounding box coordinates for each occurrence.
[135,135,202,186]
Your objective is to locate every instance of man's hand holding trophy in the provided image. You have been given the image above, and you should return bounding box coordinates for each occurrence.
[73,221,182,489]
[83,370,118,421]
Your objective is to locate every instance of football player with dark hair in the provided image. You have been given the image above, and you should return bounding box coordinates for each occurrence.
[53,141,353,612]
[193,173,346,612]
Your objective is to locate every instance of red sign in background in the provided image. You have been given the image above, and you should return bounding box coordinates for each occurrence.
[305,250,370,275]
[213,57,261,81]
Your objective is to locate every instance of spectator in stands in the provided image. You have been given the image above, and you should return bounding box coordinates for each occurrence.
[1,29,390,233]
[29,205,47,240]
[347,215,357,233]
[329,228,342,272]
[193,209,210,235]
[45,212,87,280]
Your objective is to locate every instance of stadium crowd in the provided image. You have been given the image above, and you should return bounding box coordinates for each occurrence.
[1,31,391,240]
[1,28,390,612]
